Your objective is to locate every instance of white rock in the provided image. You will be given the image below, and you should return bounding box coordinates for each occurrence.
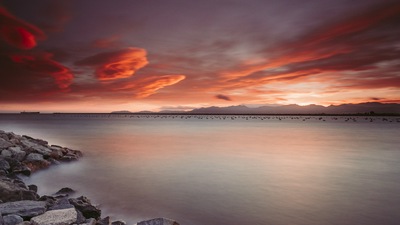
[31,208,78,225]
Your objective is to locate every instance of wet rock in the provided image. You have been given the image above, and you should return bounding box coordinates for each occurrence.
[75,209,86,224]
[30,208,77,225]
[136,218,180,225]
[28,185,38,193]
[0,159,10,171]
[38,196,57,208]
[24,154,50,172]
[55,187,75,196]
[0,200,46,218]
[49,198,74,210]
[11,164,31,176]
[1,150,12,158]
[0,179,39,202]
[82,218,96,225]
[8,147,26,161]
[3,215,23,225]
[20,139,51,156]
[69,196,101,219]
[111,220,126,225]
[0,138,13,149]
[95,217,110,225]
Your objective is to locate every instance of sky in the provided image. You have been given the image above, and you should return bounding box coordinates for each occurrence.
[0,0,399,112]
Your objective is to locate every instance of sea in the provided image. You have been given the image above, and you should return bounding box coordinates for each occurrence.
[0,114,399,225]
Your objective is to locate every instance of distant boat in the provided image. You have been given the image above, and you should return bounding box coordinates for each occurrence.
[20,111,40,114]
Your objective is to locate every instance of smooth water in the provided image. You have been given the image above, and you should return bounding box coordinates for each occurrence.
[1,114,400,225]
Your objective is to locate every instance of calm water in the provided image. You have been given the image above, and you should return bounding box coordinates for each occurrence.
[1,114,400,225]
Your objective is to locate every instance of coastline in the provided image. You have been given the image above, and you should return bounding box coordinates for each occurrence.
[0,130,179,225]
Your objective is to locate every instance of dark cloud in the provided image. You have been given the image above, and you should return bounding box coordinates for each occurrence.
[215,94,232,101]
[0,6,46,49]
[76,48,148,81]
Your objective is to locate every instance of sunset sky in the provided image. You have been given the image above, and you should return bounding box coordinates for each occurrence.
[1,0,399,112]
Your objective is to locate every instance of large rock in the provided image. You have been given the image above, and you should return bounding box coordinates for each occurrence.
[3,215,23,225]
[0,178,39,202]
[1,150,12,158]
[49,198,74,210]
[69,196,101,219]
[8,147,26,161]
[24,153,51,172]
[136,218,180,225]
[0,159,10,171]
[20,139,51,156]
[96,216,110,225]
[30,208,78,225]
[0,200,46,218]
[0,138,13,149]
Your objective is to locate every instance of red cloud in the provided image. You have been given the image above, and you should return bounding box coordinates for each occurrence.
[0,6,46,49]
[115,75,186,98]
[76,48,148,80]
[11,52,73,89]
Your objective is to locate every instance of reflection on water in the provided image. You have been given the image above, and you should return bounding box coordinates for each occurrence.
[1,115,400,225]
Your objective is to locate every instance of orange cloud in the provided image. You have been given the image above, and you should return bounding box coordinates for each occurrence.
[0,6,46,49]
[76,48,148,80]
[115,75,186,98]
[11,52,73,89]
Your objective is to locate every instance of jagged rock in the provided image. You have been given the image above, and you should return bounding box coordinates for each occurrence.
[0,138,13,149]
[75,209,86,224]
[95,217,110,225]
[1,150,12,158]
[49,198,74,210]
[0,201,46,218]
[20,139,51,156]
[8,147,26,161]
[82,218,97,225]
[111,220,126,225]
[136,218,179,225]
[0,179,39,202]
[30,208,77,225]
[55,187,75,196]
[69,196,101,219]
[28,185,38,193]
[3,215,23,225]
[38,196,57,208]
[11,164,31,176]
[22,136,48,146]
[0,159,10,171]
[24,154,50,172]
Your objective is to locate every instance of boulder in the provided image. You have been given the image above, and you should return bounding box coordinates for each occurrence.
[24,154,50,172]
[28,185,38,193]
[111,221,126,225]
[136,218,179,225]
[69,196,101,219]
[1,150,12,158]
[11,164,31,176]
[0,138,13,149]
[55,187,75,196]
[8,147,26,161]
[95,217,110,225]
[0,201,46,218]
[30,208,77,225]
[3,215,23,225]
[0,159,10,171]
[0,179,39,202]
[82,218,97,225]
[49,198,74,210]
[20,140,51,156]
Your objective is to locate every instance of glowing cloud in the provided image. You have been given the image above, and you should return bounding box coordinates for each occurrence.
[11,53,73,89]
[0,6,46,49]
[76,48,148,81]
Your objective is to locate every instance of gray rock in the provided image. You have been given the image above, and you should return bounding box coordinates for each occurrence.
[8,147,26,161]
[3,215,23,225]
[69,197,101,219]
[0,159,10,171]
[16,222,31,225]
[95,217,109,225]
[0,201,46,218]
[0,138,13,149]
[25,154,44,162]
[49,198,74,210]
[55,187,75,196]
[1,150,13,158]
[20,140,51,156]
[23,154,50,172]
[75,210,86,224]
[28,185,38,193]
[82,218,96,225]
[11,164,31,176]
[30,208,77,225]
[111,221,126,225]
[0,215,4,225]
[0,179,38,202]
[136,218,179,225]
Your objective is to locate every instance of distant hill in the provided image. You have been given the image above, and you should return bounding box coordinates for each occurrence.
[111,110,132,114]
[190,102,400,114]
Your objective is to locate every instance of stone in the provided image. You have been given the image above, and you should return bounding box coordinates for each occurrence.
[23,154,50,172]
[0,201,46,218]
[30,208,78,225]
[20,140,51,156]
[0,215,4,225]
[1,150,12,158]
[0,138,13,149]
[0,159,10,171]
[95,217,110,225]
[28,185,38,193]
[49,198,74,210]
[55,187,75,196]
[16,222,31,225]
[3,215,23,225]
[75,210,86,224]
[0,179,39,202]
[69,197,101,219]
[8,147,26,161]
[82,218,96,225]
[136,218,179,225]
[111,221,126,225]
[11,164,31,176]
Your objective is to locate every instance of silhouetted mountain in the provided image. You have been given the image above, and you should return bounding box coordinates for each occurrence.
[189,102,400,114]
[111,110,132,113]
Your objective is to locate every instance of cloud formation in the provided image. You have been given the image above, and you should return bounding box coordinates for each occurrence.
[0,6,46,49]
[215,94,232,101]
[76,48,148,80]
[10,52,74,89]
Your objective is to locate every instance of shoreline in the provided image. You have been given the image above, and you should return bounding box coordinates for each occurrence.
[0,130,179,225]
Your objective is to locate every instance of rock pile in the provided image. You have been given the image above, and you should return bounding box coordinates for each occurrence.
[0,130,180,225]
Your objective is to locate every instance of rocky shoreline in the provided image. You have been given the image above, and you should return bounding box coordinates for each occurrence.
[0,130,179,225]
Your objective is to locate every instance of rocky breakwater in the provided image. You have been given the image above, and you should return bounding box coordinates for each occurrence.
[0,130,180,225]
